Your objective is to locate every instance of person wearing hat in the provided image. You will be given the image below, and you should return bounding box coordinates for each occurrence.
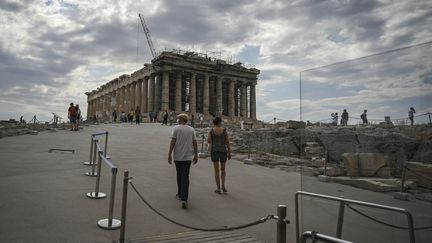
[168,113,198,209]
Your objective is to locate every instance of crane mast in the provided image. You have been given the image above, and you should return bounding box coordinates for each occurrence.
[138,13,157,59]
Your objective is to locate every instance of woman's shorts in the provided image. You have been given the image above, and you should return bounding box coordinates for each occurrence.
[211,151,227,163]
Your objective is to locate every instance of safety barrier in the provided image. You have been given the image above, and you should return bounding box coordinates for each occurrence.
[83,132,121,230]
[83,131,109,167]
[116,171,290,243]
[301,231,353,243]
[295,191,418,243]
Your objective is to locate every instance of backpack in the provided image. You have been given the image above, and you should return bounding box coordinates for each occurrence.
[360,114,365,119]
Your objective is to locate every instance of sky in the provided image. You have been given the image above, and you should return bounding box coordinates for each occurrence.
[0,0,431,123]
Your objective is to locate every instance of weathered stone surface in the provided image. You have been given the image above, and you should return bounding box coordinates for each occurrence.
[342,153,359,177]
[358,153,389,177]
[287,120,306,129]
[405,161,432,188]
[331,177,415,192]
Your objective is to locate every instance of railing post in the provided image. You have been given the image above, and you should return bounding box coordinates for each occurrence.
[104,132,110,159]
[86,139,98,176]
[400,166,407,193]
[336,201,346,238]
[277,204,287,243]
[83,136,94,165]
[98,167,121,230]
[119,171,130,243]
[86,151,107,199]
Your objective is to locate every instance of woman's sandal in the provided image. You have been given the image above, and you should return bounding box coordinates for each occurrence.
[214,189,221,194]
[222,187,228,193]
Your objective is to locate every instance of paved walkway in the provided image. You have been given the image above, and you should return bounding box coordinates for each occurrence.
[0,123,431,243]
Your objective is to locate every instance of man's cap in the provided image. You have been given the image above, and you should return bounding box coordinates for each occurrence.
[177,113,189,121]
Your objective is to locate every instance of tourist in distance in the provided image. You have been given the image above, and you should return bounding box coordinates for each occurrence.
[169,110,175,126]
[128,108,134,124]
[341,109,349,126]
[331,112,338,126]
[135,106,141,125]
[361,109,368,125]
[162,110,169,125]
[67,102,77,131]
[167,113,198,209]
[408,107,416,126]
[207,117,232,194]
[75,104,81,130]
[120,111,126,122]
[112,110,117,122]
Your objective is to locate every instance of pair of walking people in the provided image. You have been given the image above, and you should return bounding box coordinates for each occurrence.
[168,114,231,209]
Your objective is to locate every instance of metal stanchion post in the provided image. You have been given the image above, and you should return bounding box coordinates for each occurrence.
[119,171,130,243]
[277,204,287,243]
[87,151,107,199]
[98,167,121,229]
[83,136,94,165]
[86,139,98,176]
[198,134,207,158]
[105,132,110,159]
[336,201,346,238]
[401,166,406,192]
[429,112,431,125]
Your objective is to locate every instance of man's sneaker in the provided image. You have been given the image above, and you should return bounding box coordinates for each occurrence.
[181,201,188,209]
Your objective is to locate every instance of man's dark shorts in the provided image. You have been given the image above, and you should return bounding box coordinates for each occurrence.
[70,117,77,124]
[211,151,227,163]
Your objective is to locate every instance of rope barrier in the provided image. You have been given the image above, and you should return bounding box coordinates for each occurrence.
[404,166,432,183]
[346,204,432,230]
[129,181,277,231]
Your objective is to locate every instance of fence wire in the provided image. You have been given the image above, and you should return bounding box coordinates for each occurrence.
[129,181,277,232]
[346,204,432,230]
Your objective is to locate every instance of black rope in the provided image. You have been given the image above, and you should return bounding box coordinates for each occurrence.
[405,166,432,183]
[129,181,274,231]
[346,204,432,230]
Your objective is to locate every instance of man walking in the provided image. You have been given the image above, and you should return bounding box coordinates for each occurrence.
[68,102,77,131]
[168,113,198,209]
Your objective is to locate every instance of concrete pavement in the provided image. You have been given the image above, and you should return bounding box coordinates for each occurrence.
[0,123,431,243]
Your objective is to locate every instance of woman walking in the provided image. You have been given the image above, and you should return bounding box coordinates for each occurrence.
[207,117,231,194]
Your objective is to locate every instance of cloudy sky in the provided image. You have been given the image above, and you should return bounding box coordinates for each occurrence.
[0,0,431,123]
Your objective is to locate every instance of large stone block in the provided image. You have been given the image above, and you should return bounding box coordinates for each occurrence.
[342,153,359,177]
[286,120,306,129]
[358,153,389,177]
[405,161,432,188]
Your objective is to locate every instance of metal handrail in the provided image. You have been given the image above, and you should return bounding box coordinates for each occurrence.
[301,231,353,243]
[295,191,415,243]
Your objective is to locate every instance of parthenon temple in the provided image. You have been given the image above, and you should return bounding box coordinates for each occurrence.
[85,50,260,121]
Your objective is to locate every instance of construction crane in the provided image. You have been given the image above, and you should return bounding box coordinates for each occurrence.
[138,13,157,59]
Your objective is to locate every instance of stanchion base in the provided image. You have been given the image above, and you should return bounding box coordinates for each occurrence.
[97,218,121,230]
[244,158,253,164]
[318,175,331,182]
[106,156,111,159]
[85,172,98,177]
[86,192,107,199]
[83,161,95,166]
[198,153,207,158]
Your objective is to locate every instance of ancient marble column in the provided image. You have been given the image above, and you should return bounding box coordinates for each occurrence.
[125,84,131,111]
[136,80,142,112]
[216,76,223,116]
[228,79,235,117]
[161,71,170,111]
[155,75,161,112]
[189,72,196,114]
[240,82,247,117]
[119,86,124,112]
[130,82,136,110]
[148,75,155,112]
[250,83,256,119]
[175,72,182,113]
[142,77,148,113]
[203,73,210,115]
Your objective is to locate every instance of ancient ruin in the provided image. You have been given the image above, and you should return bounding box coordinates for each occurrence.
[85,50,260,121]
